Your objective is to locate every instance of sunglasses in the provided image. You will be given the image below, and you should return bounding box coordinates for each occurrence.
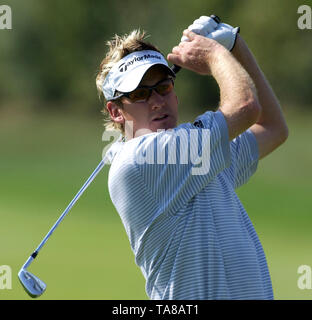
[111,78,175,103]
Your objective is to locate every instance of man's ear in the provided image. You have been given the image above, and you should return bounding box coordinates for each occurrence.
[106,101,124,123]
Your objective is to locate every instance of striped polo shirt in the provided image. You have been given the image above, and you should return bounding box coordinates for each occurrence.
[106,110,273,300]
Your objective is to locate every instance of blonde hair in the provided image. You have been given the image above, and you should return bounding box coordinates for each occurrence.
[96,29,161,134]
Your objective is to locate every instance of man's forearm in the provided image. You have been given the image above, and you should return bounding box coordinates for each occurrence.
[231,35,289,157]
[210,45,261,140]
[167,30,261,141]
[210,47,256,108]
[232,35,288,133]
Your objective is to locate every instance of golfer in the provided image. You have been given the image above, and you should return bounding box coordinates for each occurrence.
[96,17,288,299]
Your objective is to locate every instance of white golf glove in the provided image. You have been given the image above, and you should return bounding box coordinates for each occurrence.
[181,15,240,51]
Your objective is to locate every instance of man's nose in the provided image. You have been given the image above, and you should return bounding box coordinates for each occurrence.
[148,90,165,110]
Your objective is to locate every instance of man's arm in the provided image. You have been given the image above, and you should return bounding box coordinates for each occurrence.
[168,29,261,141]
[231,35,289,159]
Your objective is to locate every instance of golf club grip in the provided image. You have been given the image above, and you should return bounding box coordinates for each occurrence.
[171,14,221,75]
[172,65,181,74]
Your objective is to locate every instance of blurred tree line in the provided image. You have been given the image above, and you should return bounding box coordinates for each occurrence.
[0,0,311,117]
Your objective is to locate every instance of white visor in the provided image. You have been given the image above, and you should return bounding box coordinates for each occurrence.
[102,50,175,101]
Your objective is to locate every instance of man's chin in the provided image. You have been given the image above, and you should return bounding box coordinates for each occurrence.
[152,120,177,132]
[131,121,177,138]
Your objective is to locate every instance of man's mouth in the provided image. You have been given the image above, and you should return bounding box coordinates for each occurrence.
[152,114,169,122]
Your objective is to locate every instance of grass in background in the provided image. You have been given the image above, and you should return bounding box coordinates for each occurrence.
[236,108,312,300]
[0,108,147,300]
[0,106,311,300]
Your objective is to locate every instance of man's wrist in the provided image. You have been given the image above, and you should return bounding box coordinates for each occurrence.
[231,34,243,58]
[208,44,235,78]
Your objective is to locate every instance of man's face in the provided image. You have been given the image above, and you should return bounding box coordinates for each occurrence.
[107,66,178,139]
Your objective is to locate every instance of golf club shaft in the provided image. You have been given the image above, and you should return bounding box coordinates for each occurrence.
[22,157,107,270]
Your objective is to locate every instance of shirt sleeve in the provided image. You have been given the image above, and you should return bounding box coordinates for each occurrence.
[223,129,259,189]
[133,110,231,215]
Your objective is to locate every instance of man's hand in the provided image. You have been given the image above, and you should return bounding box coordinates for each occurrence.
[168,29,228,75]
[182,15,240,51]
[168,29,261,141]
[181,16,218,41]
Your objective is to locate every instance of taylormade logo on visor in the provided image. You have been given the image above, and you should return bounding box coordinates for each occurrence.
[118,53,162,72]
[102,50,174,101]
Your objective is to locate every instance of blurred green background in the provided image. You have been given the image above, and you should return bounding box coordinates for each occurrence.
[1,0,311,300]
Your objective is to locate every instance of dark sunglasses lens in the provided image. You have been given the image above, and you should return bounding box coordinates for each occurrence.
[156,80,174,96]
[127,79,174,102]
[128,88,150,102]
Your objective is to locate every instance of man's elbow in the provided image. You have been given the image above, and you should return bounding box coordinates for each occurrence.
[277,121,289,145]
[242,96,262,128]
[268,119,289,151]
